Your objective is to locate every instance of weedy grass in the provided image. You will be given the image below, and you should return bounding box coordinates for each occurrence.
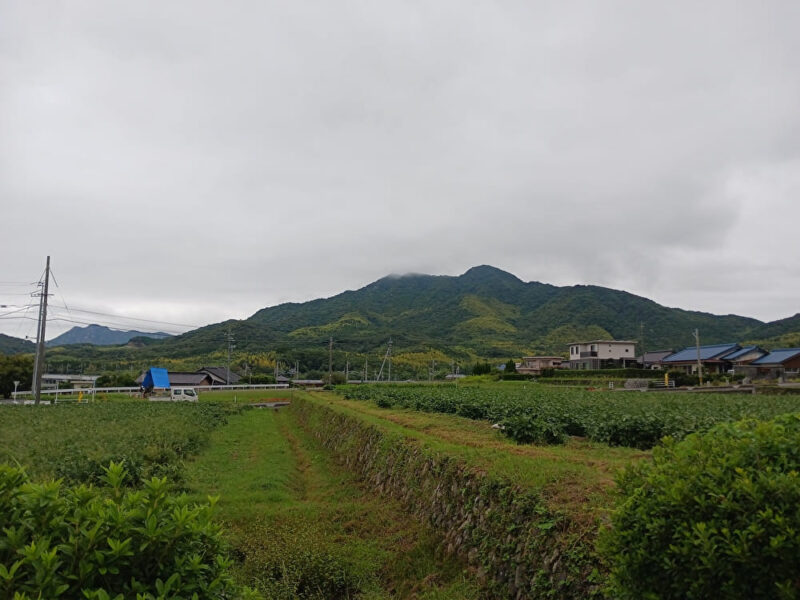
[184,404,480,599]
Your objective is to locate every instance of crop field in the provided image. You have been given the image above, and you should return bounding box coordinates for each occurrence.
[340,383,800,448]
[0,400,240,485]
[3,385,799,598]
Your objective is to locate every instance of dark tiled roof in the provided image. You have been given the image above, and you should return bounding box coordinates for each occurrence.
[640,350,674,362]
[198,366,241,384]
[721,346,764,361]
[170,372,211,385]
[662,343,740,363]
[751,349,800,365]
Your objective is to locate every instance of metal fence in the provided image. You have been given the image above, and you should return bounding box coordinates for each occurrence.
[11,383,291,400]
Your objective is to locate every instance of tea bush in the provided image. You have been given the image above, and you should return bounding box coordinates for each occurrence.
[601,413,800,599]
[0,402,240,486]
[341,384,800,449]
[0,462,237,599]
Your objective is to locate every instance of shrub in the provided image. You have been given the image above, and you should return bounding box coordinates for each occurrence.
[0,462,236,599]
[235,518,378,599]
[502,415,567,445]
[601,413,800,599]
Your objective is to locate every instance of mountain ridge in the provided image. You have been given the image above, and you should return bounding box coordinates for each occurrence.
[47,324,171,347]
[2,267,797,365]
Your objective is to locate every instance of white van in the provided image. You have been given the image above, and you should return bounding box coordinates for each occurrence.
[148,388,199,402]
[171,387,199,402]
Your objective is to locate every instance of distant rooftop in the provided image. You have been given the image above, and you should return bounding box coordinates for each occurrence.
[751,349,800,365]
[721,346,763,361]
[662,343,740,363]
[567,340,637,346]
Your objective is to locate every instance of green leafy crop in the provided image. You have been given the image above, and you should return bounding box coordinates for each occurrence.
[0,462,236,599]
[601,413,800,599]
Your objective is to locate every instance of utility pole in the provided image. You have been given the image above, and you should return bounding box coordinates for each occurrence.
[328,336,333,384]
[32,256,51,405]
[640,322,645,368]
[345,352,349,382]
[376,339,393,382]
[693,329,703,385]
[226,328,235,385]
[295,360,299,381]
[363,355,368,382]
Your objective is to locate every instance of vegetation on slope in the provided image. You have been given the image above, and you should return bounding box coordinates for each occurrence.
[7,265,799,376]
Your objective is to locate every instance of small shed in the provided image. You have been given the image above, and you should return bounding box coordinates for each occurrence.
[141,367,171,390]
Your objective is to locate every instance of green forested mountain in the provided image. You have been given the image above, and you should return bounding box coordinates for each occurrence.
[145,265,781,357]
[0,333,35,355]
[11,266,799,374]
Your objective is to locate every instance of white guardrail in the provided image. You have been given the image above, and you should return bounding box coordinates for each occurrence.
[11,383,291,398]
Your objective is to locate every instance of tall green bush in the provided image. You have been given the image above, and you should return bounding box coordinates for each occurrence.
[601,413,800,599]
[0,462,236,599]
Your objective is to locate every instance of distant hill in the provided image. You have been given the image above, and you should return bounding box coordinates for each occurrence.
[152,265,788,358]
[47,324,172,347]
[34,267,800,369]
[0,333,35,355]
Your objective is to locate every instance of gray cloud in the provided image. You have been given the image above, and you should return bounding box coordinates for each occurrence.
[2,1,799,339]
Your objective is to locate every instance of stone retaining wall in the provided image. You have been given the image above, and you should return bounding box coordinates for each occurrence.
[291,397,603,599]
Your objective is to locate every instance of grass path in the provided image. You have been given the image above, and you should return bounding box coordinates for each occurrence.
[185,403,480,599]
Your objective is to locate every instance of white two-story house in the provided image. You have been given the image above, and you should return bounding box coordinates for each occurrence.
[568,340,637,370]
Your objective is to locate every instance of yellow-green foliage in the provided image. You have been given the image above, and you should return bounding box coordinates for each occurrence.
[289,312,370,338]
[455,316,517,335]
[459,295,520,319]
[392,350,453,371]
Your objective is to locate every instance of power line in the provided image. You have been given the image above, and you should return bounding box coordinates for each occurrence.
[56,305,201,329]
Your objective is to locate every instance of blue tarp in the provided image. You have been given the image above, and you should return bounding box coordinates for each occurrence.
[142,367,171,389]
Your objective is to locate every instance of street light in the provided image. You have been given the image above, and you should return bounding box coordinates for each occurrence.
[13,380,19,402]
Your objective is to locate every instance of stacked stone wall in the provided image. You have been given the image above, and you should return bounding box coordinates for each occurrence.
[291,397,603,599]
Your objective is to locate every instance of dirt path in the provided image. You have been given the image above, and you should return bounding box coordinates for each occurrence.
[185,406,480,600]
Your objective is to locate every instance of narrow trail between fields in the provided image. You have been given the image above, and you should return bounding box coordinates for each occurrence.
[185,404,480,600]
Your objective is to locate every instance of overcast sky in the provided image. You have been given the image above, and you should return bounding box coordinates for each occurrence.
[2,1,799,340]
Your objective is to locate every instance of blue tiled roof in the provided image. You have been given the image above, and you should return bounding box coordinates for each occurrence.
[662,343,740,363]
[751,349,800,365]
[721,346,762,361]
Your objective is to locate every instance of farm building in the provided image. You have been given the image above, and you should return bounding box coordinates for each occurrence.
[517,356,563,375]
[197,366,241,385]
[567,340,637,369]
[637,350,674,369]
[136,366,240,387]
[740,349,800,379]
[661,344,767,375]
